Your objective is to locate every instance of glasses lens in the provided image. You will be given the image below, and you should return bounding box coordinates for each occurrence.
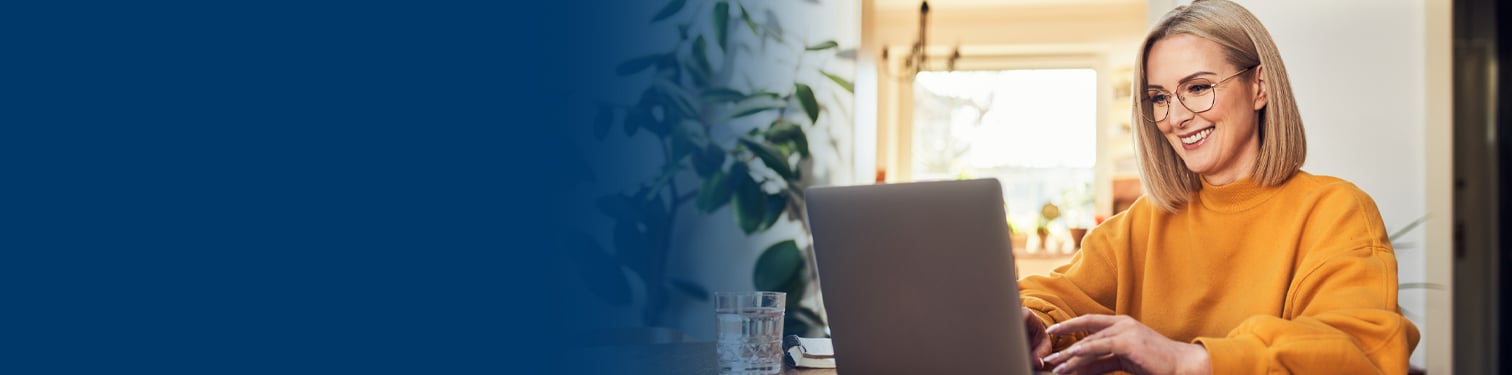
[1145,90,1169,122]
[1181,79,1217,113]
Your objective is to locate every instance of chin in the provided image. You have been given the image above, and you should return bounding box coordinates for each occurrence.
[1181,160,1214,175]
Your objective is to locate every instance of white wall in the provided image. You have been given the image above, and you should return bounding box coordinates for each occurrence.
[1240,0,1431,368]
[1148,0,1437,369]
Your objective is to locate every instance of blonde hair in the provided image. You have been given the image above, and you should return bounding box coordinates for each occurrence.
[1131,0,1306,212]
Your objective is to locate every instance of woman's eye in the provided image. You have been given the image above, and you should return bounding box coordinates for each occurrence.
[1186,84,1213,94]
[1148,93,1169,104]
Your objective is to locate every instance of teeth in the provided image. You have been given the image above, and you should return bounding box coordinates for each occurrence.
[1182,128,1213,145]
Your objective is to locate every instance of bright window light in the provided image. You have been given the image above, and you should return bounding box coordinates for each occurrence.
[912,68,1098,230]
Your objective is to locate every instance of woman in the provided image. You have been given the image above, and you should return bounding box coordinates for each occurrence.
[1019,1,1419,374]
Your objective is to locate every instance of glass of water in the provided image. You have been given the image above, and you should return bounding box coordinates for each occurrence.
[715,291,786,375]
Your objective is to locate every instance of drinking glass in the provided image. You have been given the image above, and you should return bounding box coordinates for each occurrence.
[714,291,786,375]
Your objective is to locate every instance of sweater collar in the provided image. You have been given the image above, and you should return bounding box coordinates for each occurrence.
[1197,175,1283,212]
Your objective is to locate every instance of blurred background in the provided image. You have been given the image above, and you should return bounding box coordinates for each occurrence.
[561,0,1486,373]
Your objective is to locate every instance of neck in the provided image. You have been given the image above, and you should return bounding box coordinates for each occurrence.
[1202,169,1250,186]
[1202,139,1262,186]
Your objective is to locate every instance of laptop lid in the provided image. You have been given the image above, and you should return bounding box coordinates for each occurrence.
[804,179,1033,374]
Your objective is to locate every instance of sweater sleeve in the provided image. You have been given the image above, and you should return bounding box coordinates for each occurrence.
[1017,212,1124,351]
[1194,184,1419,373]
[1195,246,1419,373]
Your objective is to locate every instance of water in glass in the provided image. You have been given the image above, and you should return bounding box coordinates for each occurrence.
[716,305,784,375]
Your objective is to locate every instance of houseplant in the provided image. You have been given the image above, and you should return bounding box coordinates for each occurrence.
[571,0,852,338]
[1036,202,1060,252]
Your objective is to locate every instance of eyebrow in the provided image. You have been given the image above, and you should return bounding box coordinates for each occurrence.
[1146,71,1216,89]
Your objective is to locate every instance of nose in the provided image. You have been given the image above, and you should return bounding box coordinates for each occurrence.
[1165,98,1194,129]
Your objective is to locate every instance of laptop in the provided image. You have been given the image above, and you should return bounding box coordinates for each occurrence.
[804,179,1036,374]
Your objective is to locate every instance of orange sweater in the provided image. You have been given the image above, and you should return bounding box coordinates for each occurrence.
[1019,171,1419,373]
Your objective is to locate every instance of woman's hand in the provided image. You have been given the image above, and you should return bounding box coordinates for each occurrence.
[1022,307,1054,370]
[1041,314,1210,375]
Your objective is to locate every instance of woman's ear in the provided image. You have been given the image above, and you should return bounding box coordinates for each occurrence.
[1251,65,1268,111]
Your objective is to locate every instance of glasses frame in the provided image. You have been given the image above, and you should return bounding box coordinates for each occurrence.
[1143,66,1256,123]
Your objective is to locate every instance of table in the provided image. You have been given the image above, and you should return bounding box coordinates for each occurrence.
[572,341,1053,374]
[571,342,831,374]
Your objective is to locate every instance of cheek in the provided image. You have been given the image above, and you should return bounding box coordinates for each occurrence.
[1211,95,1254,129]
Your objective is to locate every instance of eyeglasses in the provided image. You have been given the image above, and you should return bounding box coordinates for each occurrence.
[1142,66,1255,122]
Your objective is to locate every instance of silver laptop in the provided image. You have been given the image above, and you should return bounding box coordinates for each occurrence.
[804,179,1035,374]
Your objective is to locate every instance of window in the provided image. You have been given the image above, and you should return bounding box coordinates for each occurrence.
[911,68,1098,245]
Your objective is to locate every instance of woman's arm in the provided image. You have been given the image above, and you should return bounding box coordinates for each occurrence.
[1195,184,1419,373]
[1017,205,1133,351]
[1195,245,1418,373]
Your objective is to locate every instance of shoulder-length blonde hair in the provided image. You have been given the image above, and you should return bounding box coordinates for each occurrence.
[1131,0,1306,212]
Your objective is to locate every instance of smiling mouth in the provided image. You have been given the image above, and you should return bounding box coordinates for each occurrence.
[1180,127,1215,145]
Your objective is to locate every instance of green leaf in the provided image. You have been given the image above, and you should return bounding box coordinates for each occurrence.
[784,320,812,338]
[748,91,781,100]
[653,54,681,83]
[636,93,673,136]
[616,54,665,76]
[672,128,698,162]
[766,121,809,158]
[651,0,687,22]
[754,240,803,291]
[762,8,785,42]
[652,79,699,119]
[730,95,787,118]
[739,3,759,34]
[669,278,711,301]
[764,121,809,158]
[681,54,709,87]
[730,163,765,234]
[759,192,787,231]
[692,144,726,178]
[805,40,839,51]
[791,306,826,327]
[701,88,745,103]
[836,48,857,60]
[793,134,810,159]
[1399,282,1447,291]
[713,2,730,50]
[693,35,712,75]
[696,169,734,213]
[593,105,613,140]
[568,232,633,306]
[820,70,854,93]
[794,83,820,125]
[675,119,710,147]
[740,138,794,180]
[1389,216,1429,243]
[765,120,801,142]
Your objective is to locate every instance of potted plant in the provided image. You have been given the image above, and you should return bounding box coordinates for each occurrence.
[1036,202,1060,253]
[571,0,853,339]
[1059,182,1094,253]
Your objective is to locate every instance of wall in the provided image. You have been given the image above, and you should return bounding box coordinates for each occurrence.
[1149,0,1445,369]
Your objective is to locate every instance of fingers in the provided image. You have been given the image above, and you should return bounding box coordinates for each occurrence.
[1042,330,1127,374]
[1042,335,1120,365]
[1023,308,1048,332]
[1047,352,1116,375]
[1022,308,1052,369]
[1046,314,1127,336]
[1073,355,1124,375]
[1034,333,1054,358]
